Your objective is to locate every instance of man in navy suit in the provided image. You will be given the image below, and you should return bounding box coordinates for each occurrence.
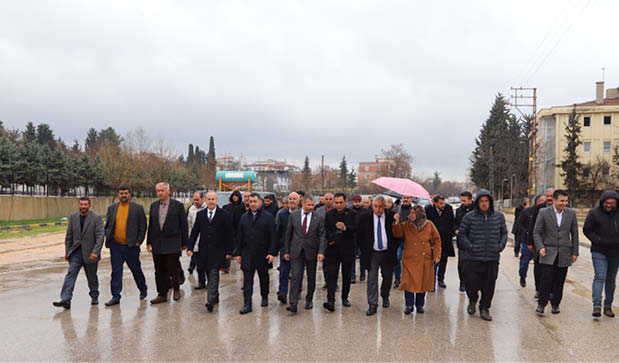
[187,191,234,312]
[358,196,400,316]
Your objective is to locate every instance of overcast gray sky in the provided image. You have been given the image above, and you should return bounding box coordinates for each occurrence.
[1,0,616,181]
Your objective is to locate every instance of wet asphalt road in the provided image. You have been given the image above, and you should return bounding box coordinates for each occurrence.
[1,233,618,362]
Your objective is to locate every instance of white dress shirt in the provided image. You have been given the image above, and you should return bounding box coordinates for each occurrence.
[553,206,564,228]
[207,206,216,221]
[301,211,312,234]
[373,213,388,251]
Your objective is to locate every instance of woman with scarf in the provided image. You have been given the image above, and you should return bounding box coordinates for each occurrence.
[392,205,441,314]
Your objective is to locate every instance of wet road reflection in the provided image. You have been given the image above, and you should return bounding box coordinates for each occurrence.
[1,239,618,361]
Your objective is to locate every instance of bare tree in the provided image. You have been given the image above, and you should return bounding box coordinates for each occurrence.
[583,156,612,207]
[378,144,413,178]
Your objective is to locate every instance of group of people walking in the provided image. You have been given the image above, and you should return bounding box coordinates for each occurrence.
[53,183,618,322]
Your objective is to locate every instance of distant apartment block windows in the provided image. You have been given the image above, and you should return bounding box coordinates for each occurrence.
[584,141,591,152]
[583,116,591,127]
[604,115,612,125]
[583,167,590,178]
[603,141,611,153]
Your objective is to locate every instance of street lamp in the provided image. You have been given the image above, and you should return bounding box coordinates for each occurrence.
[510,173,517,207]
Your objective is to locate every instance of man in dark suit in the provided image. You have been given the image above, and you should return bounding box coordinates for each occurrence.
[323,193,357,311]
[425,195,455,289]
[282,194,326,313]
[186,191,234,312]
[533,189,579,314]
[53,197,104,309]
[455,191,475,292]
[358,196,400,316]
[235,193,278,314]
[103,186,148,307]
[147,182,188,304]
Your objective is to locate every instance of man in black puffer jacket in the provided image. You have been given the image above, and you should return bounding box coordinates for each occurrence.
[458,189,507,321]
[583,190,619,318]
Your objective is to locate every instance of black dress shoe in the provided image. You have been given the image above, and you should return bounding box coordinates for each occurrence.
[213,296,219,305]
[323,302,335,312]
[322,284,328,290]
[205,302,214,312]
[351,277,356,284]
[404,306,414,315]
[277,294,287,304]
[140,291,148,300]
[286,304,297,313]
[536,304,544,315]
[53,301,70,309]
[480,309,492,321]
[467,301,476,315]
[104,298,120,307]
[150,296,168,304]
[91,298,99,305]
[535,291,539,299]
[383,299,390,308]
[173,290,181,301]
[240,305,252,314]
[188,266,194,274]
[459,282,466,292]
[551,305,560,314]
[416,306,425,314]
[194,284,206,290]
[520,277,526,288]
[393,280,400,289]
[261,298,268,307]
[305,301,313,310]
[342,299,352,307]
[438,281,447,289]
[366,305,377,316]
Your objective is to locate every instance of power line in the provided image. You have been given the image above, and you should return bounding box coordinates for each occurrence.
[523,0,592,84]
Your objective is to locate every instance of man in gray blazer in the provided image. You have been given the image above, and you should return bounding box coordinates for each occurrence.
[283,194,326,313]
[533,189,579,314]
[53,197,104,310]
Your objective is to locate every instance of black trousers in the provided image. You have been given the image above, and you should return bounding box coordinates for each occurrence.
[464,260,499,310]
[327,257,352,302]
[457,249,466,284]
[242,267,269,305]
[538,258,568,307]
[436,253,449,282]
[534,258,542,292]
[153,253,181,297]
[514,234,522,254]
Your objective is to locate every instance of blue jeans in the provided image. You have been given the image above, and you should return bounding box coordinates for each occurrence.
[278,254,302,296]
[60,246,99,302]
[404,291,426,308]
[393,244,404,281]
[519,241,533,279]
[591,251,619,308]
[110,242,147,300]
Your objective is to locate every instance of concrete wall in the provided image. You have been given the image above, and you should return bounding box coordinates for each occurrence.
[0,196,160,221]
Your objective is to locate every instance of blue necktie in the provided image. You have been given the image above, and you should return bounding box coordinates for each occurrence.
[377,218,384,251]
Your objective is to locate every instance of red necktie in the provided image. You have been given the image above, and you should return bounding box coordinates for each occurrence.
[302,213,308,236]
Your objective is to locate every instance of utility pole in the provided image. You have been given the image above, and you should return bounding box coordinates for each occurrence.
[510,87,537,201]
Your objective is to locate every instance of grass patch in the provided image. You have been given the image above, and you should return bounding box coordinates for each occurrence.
[0,225,67,240]
[0,218,66,227]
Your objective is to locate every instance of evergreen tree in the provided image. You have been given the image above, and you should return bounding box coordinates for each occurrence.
[338,156,349,189]
[302,156,312,191]
[0,136,17,194]
[23,122,37,143]
[431,170,442,194]
[470,94,513,196]
[348,167,357,189]
[85,128,98,153]
[559,105,583,199]
[36,123,55,148]
[205,136,217,187]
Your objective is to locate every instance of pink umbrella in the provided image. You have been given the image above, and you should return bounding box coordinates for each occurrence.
[371,177,432,202]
